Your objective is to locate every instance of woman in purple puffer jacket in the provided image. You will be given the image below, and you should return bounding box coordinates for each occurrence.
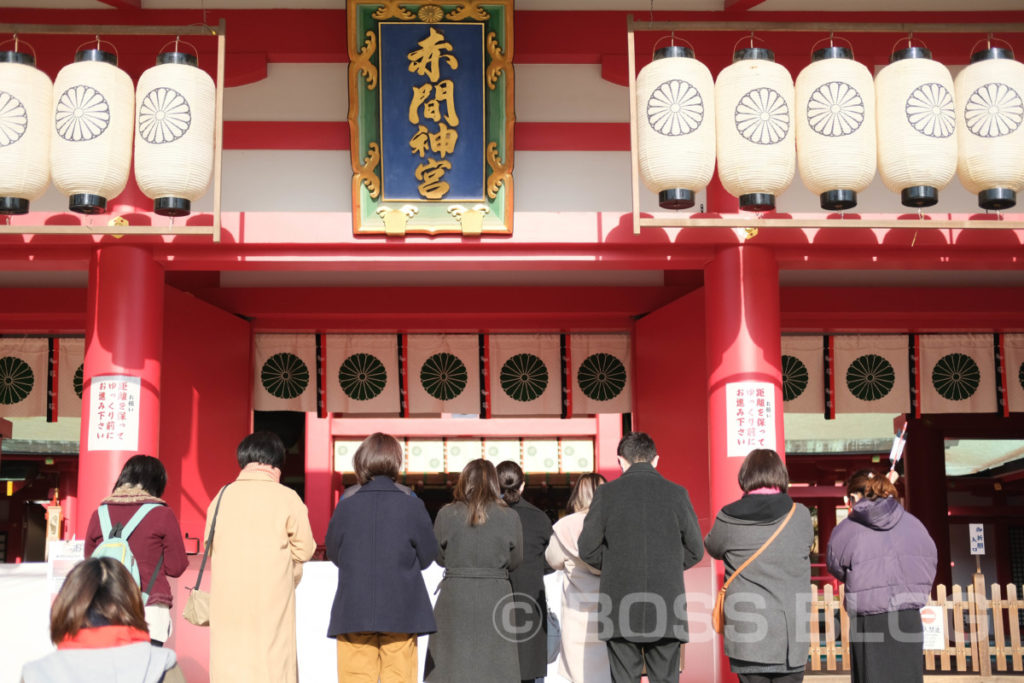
[826,470,937,683]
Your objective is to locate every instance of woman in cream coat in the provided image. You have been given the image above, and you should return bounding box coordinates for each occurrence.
[544,473,609,683]
[205,432,316,683]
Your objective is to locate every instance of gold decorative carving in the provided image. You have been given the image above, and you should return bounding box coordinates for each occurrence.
[447,1,490,21]
[485,31,509,91]
[355,142,382,199]
[371,1,416,20]
[486,142,511,200]
[447,204,490,236]
[352,30,379,90]
[418,5,444,22]
[376,205,420,236]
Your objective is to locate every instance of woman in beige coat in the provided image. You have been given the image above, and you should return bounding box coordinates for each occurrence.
[544,473,610,683]
[205,432,316,683]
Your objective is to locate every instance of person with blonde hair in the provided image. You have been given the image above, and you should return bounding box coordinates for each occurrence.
[425,458,523,683]
[545,473,610,683]
[21,557,184,682]
[827,469,937,683]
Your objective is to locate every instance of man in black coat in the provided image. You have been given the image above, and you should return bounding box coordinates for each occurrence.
[577,431,704,683]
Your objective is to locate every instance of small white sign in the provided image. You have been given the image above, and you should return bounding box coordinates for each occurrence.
[969,523,986,555]
[725,381,777,458]
[47,540,85,595]
[87,375,141,451]
[920,605,945,651]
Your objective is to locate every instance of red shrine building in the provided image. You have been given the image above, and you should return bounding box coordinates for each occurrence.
[1,0,1023,681]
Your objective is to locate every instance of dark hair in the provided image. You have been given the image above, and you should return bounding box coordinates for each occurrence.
[454,459,502,526]
[112,454,167,497]
[618,431,657,464]
[236,431,286,469]
[353,433,403,483]
[738,449,790,493]
[567,473,606,513]
[50,557,148,644]
[846,469,898,500]
[495,460,524,504]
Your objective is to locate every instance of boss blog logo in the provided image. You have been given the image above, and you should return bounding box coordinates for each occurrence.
[492,592,544,643]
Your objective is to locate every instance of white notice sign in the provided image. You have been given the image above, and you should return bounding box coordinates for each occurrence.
[47,540,85,595]
[969,523,985,555]
[87,375,141,451]
[920,605,945,651]
[725,381,777,458]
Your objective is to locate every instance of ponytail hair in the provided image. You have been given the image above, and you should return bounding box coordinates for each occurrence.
[846,469,898,501]
[454,459,503,526]
[495,460,524,504]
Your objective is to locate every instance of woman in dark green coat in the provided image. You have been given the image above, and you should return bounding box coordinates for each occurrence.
[425,459,524,683]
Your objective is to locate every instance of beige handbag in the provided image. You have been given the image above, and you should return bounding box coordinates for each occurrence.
[183,485,228,627]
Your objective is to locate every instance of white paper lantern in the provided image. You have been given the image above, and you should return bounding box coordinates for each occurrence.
[796,46,876,210]
[134,51,216,216]
[955,46,1024,210]
[716,47,795,211]
[0,51,51,215]
[876,46,957,207]
[636,45,715,209]
[51,48,134,214]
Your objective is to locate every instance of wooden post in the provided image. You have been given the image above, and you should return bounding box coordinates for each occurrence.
[974,571,992,675]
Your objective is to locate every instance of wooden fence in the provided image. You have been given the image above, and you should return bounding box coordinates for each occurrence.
[809,576,1024,676]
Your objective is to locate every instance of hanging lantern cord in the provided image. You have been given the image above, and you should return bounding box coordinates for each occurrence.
[749,31,755,49]
[829,31,834,48]
[12,33,17,52]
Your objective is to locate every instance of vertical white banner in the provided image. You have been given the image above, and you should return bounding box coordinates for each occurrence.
[0,337,48,418]
[725,381,777,458]
[407,334,480,416]
[87,375,141,451]
[1005,334,1024,413]
[325,334,400,415]
[834,335,910,414]
[58,337,85,418]
[919,334,996,414]
[780,336,824,414]
[253,334,317,412]
[489,334,562,417]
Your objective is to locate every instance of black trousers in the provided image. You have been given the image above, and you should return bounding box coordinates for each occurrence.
[849,609,924,683]
[606,637,680,683]
[738,673,804,683]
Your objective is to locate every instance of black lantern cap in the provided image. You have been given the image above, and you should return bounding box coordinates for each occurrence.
[69,193,108,215]
[890,46,932,63]
[154,197,192,217]
[978,188,1016,211]
[739,192,775,212]
[156,51,199,67]
[0,197,29,215]
[812,46,854,62]
[901,185,938,208]
[659,189,695,210]
[821,190,857,211]
[733,47,775,63]
[75,48,118,65]
[654,45,694,60]
[0,50,35,66]
[971,46,1015,63]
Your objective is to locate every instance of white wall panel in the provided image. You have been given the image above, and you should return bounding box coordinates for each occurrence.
[221,150,351,211]
[515,64,628,122]
[224,63,347,121]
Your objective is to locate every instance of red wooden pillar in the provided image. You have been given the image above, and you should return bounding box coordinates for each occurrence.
[76,246,165,538]
[903,418,952,588]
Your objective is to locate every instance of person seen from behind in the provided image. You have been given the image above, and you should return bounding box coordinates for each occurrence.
[545,472,610,683]
[83,454,188,646]
[826,469,937,683]
[704,448,814,683]
[326,433,437,682]
[577,432,704,683]
[21,557,184,683]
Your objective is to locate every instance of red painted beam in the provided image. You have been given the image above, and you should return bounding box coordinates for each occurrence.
[724,0,769,12]
[97,0,141,8]
[0,288,87,333]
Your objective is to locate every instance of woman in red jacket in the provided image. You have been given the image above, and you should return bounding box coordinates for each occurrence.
[84,455,189,645]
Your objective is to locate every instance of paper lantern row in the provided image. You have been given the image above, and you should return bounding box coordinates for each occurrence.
[781,333,1024,417]
[253,333,633,418]
[638,43,1024,212]
[0,46,215,217]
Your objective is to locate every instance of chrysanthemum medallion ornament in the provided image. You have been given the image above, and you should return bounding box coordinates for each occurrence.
[807,81,865,137]
[0,356,34,405]
[564,444,590,471]
[55,85,111,141]
[0,91,28,147]
[781,355,808,402]
[931,352,980,401]
[735,87,790,145]
[138,87,191,144]
[417,4,443,22]
[261,352,310,399]
[74,363,84,399]
[965,82,1023,138]
[906,82,955,138]
[647,80,704,136]
[577,353,627,401]
[420,352,468,401]
[500,353,549,402]
[846,354,895,401]
[338,353,388,401]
